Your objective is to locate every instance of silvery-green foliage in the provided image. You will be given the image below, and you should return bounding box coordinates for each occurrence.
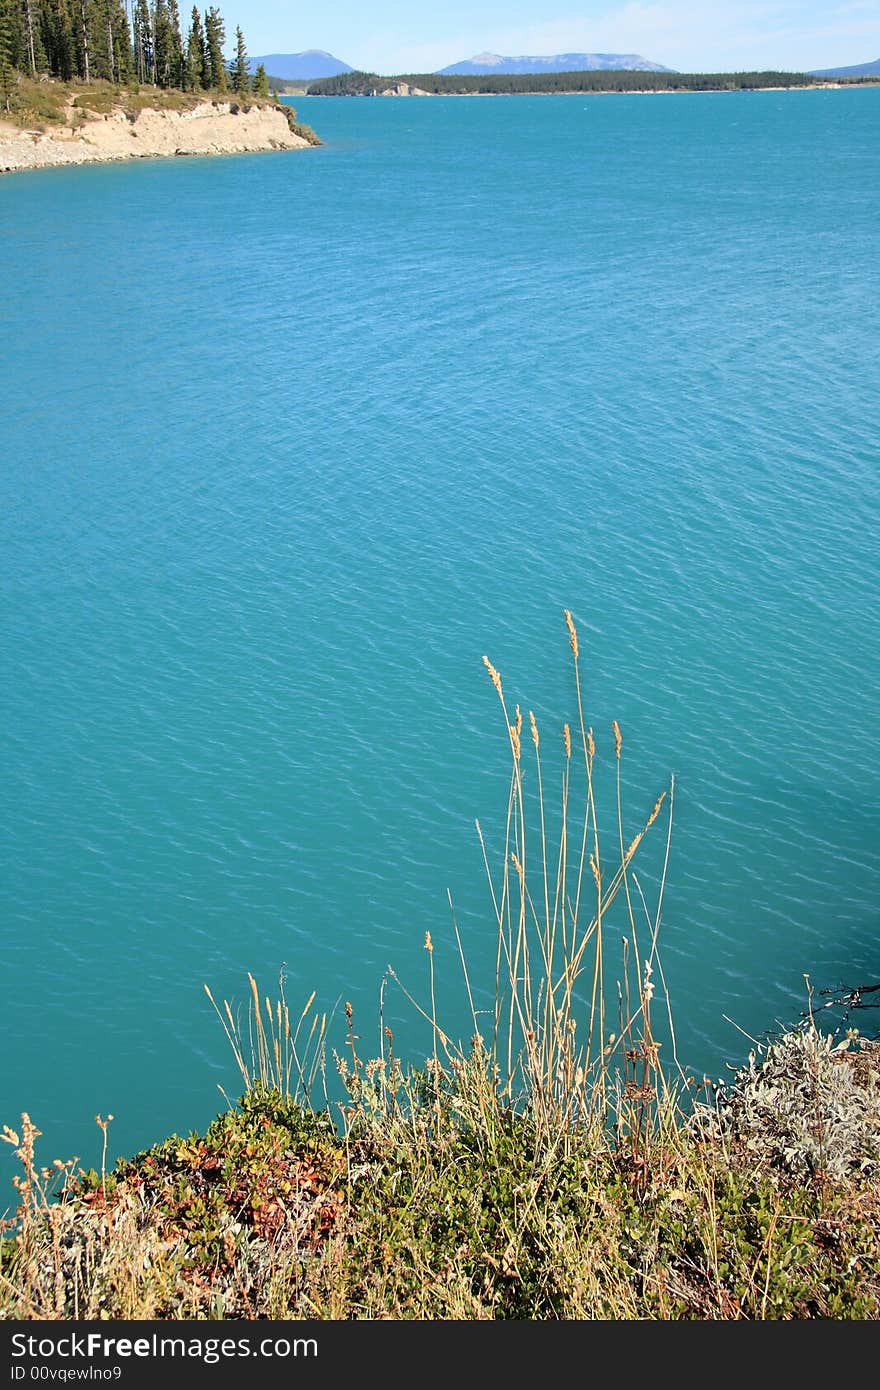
[704,1029,880,1181]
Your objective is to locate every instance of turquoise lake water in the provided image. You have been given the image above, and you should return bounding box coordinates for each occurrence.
[1,89,878,1188]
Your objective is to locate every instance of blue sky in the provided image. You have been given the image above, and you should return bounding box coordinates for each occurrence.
[237,1,880,73]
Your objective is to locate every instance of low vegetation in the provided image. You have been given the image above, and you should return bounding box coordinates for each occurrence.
[2,74,238,127]
[2,615,877,1319]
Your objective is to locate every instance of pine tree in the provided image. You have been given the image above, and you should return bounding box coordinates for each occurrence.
[0,0,15,109]
[252,61,268,97]
[167,0,183,87]
[22,0,38,73]
[39,0,74,80]
[132,0,153,83]
[109,0,130,82]
[153,0,174,86]
[184,5,204,88]
[76,0,90,81]
[95,0,115,80]
[229,22,246,93]
[86,0,125,82]
[203,4,225,90]
[0,0,25,73]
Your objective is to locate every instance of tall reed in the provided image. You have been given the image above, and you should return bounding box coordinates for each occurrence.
[472,612,674,1152]
[204,970,327,1107]
[207,614,676,1158]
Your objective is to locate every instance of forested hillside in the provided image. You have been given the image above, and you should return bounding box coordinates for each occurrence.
[308,68,827,96]
[0,0,269,98]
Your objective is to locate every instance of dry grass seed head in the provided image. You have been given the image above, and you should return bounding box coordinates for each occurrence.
[482,655,503,697]
[564,610,579,661]
[626,831,643,861]
[509,723,521,762]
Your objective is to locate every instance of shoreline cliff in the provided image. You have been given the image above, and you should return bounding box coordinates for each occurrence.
[0,96,319,175]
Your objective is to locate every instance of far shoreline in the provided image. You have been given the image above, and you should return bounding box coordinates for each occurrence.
[298,79,880,99]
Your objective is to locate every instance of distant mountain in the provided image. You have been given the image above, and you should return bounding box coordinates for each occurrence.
[248,50,353,79]
[809,57,880,77]
[438,51,675,76]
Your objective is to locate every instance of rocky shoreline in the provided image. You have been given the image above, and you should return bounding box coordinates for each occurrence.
[0,99,316,175]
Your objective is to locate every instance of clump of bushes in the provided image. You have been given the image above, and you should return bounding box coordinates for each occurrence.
[3,1034,878,1320]
[706,1027,880,1182]
[282,103,320,144]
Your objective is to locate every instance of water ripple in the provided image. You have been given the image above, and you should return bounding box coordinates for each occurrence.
[1,88,878,1173]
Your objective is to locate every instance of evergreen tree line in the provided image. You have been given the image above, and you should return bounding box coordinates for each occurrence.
[0,0,269,95]
[308,68,822,96]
